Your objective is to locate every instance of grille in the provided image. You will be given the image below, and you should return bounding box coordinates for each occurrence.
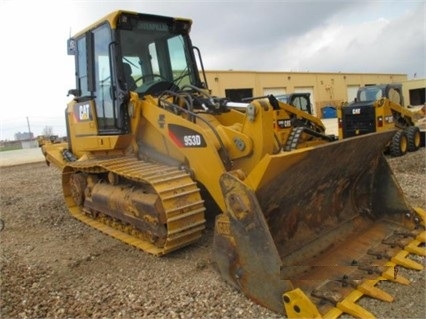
[342,104,376,138]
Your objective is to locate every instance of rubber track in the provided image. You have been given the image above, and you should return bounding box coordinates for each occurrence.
[284,127,304,151]
[66,156,206,256]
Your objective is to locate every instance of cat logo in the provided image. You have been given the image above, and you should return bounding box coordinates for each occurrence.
[79,103,90,121]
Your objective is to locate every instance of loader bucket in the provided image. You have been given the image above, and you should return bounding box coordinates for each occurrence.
[213,130,425,318]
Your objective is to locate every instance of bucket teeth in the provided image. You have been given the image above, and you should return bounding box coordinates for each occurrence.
[312,287,377,319]
[404,238,426,256]
[281,210,426,319]
[356,279,393,302]
[381,262,411,285]
[416,230,426,242]
[357,262,410,284]
[391,249,423,270]
[380,229,425,269]
[283,266,411,319]
[283,287,376,319]
[336,290,376,319]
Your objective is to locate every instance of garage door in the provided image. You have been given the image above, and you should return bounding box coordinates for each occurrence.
[263,87,286,96]
[347,85,360,103]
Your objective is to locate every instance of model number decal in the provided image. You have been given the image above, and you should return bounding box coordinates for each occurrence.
[277,119,291,128]
[168,124,206,148]
[184,135,202,146]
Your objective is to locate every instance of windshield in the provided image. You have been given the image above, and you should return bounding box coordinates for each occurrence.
[119,18,197,93]
[358,87,383,102]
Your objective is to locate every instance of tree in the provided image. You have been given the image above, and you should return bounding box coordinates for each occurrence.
[42,126,54,137]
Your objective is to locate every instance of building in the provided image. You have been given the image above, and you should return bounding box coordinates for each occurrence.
[201,71,425,117]
[15,131,34,141]
[403,78,426,107]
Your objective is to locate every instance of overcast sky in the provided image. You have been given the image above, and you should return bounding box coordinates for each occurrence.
[0,0,424,140]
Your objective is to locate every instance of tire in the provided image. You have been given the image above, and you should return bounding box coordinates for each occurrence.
[390,130,408,157]
[405,126,421,152]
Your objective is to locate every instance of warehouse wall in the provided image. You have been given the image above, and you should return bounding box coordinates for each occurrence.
[201,71,408,117]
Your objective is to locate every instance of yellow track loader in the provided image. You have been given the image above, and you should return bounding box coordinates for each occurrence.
[41,10,425,318]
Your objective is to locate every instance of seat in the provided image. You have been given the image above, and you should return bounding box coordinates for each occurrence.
[123,63,137,91]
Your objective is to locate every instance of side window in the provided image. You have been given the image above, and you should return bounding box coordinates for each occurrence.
[148,43,160,74]
[388,88,402,105]
[92,25,115,130]
[293,97,309,112]
[76,38,89,96]
[168,36,191,86]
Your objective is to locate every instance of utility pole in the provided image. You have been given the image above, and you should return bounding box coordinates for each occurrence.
[26,116,33,138]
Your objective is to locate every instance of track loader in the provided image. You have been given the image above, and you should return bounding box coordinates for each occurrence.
[41,10,425,318]
[233,92,336,151]
[337,84,423,156]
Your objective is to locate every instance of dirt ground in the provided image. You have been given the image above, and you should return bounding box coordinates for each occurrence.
[0,148,425,319]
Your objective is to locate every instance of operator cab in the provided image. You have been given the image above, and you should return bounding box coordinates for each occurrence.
[67,11,203,135]
[275,93,313,114]
[357,84,403,105]
[358,86,383,102]
[118,15,202,96]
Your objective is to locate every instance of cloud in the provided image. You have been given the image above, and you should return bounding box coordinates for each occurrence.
[166,0,424,78]
[190,1,425,76]
[276,2,425,76]
[182,0,360,70]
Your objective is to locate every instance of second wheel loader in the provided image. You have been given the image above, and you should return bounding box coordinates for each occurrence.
[41,10,425,319]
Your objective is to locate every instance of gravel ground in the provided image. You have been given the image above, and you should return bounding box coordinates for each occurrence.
[0,148,425,319]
